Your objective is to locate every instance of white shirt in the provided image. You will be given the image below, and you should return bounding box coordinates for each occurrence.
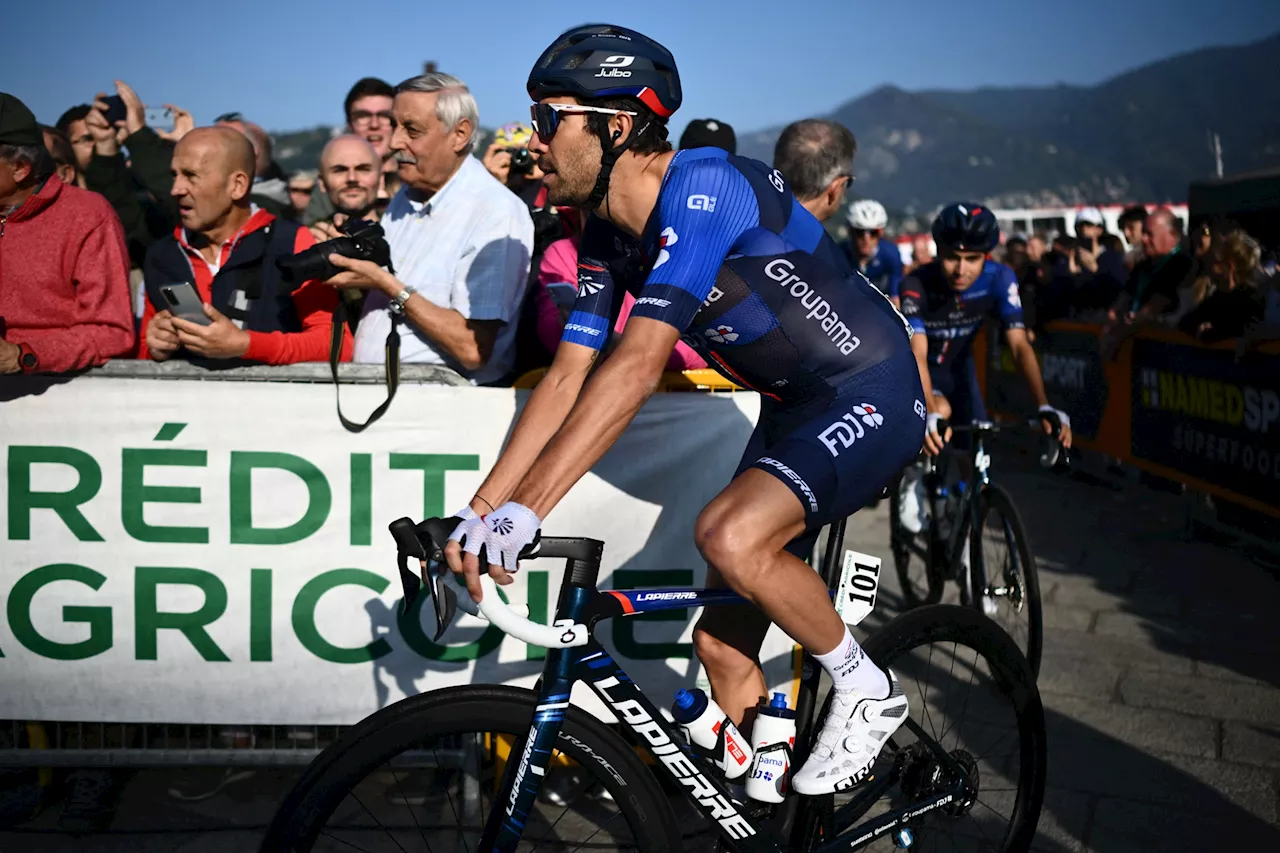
[353,156,534,385]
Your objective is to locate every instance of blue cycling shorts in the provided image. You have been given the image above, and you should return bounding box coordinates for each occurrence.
[734,352,926,549]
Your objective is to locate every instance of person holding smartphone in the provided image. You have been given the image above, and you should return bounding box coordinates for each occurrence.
[137,127,353,366]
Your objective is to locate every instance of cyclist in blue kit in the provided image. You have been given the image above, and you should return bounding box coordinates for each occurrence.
[843,199,904,301]
[443,24,925,794]
[896,203,1072,541]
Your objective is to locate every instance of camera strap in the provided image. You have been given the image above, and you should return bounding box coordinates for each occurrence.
[329,297,401,433]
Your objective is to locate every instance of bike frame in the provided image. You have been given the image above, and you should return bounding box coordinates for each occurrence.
[928,429,995,605]
[469,521,974,852]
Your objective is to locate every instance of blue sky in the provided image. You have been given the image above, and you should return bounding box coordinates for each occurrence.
[8,0,1279,139]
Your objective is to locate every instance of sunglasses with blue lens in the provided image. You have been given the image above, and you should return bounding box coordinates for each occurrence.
[529,103,638,144]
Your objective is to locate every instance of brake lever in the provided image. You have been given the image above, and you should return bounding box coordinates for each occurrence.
[389,516,465,641]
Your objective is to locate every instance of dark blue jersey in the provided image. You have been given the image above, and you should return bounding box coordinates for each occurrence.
[897,259,1024,368]
[843,237,905,298]
[561,148,913,410]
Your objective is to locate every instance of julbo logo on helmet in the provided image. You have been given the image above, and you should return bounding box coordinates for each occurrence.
[526,24,682,119]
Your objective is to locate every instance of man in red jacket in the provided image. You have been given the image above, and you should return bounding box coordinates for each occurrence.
[0,92,135,374]
[138,126,352,365]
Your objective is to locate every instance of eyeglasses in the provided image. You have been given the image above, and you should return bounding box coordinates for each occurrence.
[530,103,638,144]
[350,109,396,128]
[852,228,881,238]
[213,112,244,124]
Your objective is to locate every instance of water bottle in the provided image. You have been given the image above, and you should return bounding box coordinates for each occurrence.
[671,688,752,779]
[745,692,797,803]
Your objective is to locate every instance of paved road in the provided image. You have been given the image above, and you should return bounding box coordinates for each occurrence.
[3,442,1279,851]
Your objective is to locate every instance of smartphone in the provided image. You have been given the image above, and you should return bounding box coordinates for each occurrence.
[102,95,127,125]
[160,283,212,326]
[145,106,173,132]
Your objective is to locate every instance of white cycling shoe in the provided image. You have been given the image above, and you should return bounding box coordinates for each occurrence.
[791,670,909,795]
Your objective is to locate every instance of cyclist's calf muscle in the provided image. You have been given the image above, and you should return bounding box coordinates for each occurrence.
[693,469,846,725]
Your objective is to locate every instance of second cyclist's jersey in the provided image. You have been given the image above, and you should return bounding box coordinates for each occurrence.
[898,259,1024,369]
[561,148,914,408]
[845,238,904,298]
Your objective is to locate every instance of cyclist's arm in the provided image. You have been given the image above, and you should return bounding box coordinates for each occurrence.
[510,318,680,515]
[899,276,945,454]
[465,340,597,513]
[464,225,621,512]
[1004,327,1048,408]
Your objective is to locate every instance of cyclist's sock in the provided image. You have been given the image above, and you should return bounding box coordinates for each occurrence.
[813,626,890,698]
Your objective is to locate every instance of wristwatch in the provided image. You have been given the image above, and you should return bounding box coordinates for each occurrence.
[17,343,37,373]
[388,283,418,315]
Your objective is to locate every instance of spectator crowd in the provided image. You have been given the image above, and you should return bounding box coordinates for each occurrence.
[985,204,1278,354]
[2,75,1277,391]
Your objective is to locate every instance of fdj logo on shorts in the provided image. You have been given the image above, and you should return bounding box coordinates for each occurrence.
[818,403,884,457]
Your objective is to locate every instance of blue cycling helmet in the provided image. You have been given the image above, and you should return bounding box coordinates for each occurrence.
[932,202,1000,253]
[527,24,682,118]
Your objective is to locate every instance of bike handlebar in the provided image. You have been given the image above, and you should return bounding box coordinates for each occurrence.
[932,417,1070,470]
[388,516,591,649]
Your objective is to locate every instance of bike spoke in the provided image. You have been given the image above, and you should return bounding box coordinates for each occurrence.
[938,644,979,750]
[348,787,411,853]
[388,763,434,853]
[568,807,626,852]
[921,640,939,741]
[430,744,473,853]
[321,828,379,853]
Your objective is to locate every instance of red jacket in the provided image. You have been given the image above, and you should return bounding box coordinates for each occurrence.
[136,211,353,364]
[0,175,135,373]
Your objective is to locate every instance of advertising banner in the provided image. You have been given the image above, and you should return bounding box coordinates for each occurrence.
[985,325,1108,441]
[0,379,803,726]
[1131,340,1280,508]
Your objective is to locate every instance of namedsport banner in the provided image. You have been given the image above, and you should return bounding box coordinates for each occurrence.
[0,378,802,726]
[1131,339,1280,506]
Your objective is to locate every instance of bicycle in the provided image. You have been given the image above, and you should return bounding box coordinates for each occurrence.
[262,513,1047,852]
[889,419,1067,680]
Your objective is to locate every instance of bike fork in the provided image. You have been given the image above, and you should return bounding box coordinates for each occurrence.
[480,654,575,852]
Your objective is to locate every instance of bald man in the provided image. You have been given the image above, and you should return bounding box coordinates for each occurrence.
[138,126,352,366]
[311,134,383,243]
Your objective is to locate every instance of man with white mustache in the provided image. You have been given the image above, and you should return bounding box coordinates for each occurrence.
[322,72,534,386]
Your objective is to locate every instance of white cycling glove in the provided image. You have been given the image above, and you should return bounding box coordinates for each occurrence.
[1037,405,1071,431]
[926,412,945,437]
[448,505,481,547]
[461,501,542,573]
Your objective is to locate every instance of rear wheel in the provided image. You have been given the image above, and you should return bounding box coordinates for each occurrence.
[841,604,1047,852]
[260,685,680,852]
[971,486,1043,679]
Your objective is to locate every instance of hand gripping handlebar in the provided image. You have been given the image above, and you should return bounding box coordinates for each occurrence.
[388,516,591,649]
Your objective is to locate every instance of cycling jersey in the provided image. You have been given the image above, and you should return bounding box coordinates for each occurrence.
[845,238,904,298]
[561,148,925,527]
[897,259,1023,370]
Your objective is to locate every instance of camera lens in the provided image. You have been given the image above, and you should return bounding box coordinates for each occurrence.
[163,289,178,306]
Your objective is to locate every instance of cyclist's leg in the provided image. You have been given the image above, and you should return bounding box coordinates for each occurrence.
[692,472,831,729]
[697,357,926,792]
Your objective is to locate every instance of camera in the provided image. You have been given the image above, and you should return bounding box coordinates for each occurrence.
[509,147,534,175]
[277,219,392,283]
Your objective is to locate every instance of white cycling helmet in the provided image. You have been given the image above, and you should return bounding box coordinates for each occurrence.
[847,199,888,231]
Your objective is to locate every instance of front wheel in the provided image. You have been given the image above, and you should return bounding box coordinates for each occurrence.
[971,486,1043,679]
[891,465,943,608]
[261,685,681,852]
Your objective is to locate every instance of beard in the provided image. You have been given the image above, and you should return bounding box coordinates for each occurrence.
[541,139,602,208]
